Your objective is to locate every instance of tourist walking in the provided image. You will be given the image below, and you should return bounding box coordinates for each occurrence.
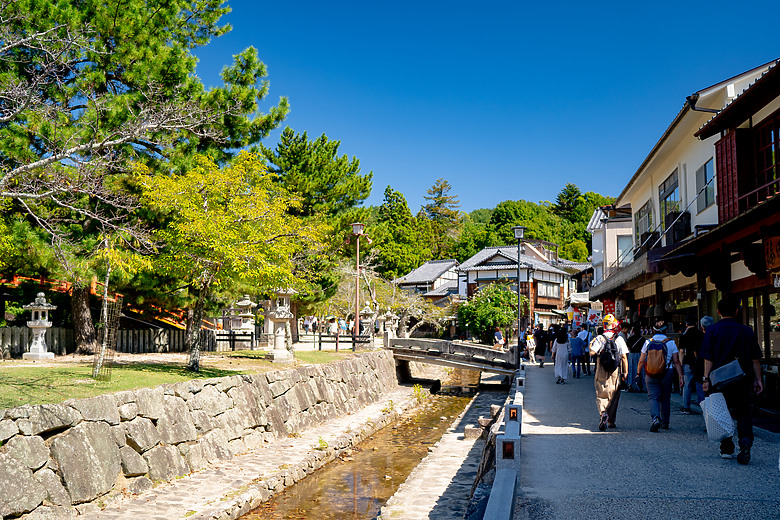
[569,328,585,379]
[493,326,505,350]
[533,324,547,367]
[578,327,592,375]
[679,314,705,414]
[701,296,764,464]
[552,328,570,384]
[636,317,684,432]
[626,324,645,392]
[589,314,628,431]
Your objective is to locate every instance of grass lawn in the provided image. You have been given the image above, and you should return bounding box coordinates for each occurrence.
[0,349,357,410]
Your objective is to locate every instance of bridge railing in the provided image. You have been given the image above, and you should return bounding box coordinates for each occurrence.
[385,336,520,367]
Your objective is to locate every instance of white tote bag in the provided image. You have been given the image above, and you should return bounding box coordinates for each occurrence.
[701,392,734,443]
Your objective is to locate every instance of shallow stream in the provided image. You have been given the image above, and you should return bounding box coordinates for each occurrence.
[240,370,480,520]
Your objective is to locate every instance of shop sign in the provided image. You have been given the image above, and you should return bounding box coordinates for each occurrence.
[603,299,615,316]
[586,308,602,325]
[764,237,780,271]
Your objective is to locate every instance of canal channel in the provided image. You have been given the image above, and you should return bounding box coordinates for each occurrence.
[240,369,484,520]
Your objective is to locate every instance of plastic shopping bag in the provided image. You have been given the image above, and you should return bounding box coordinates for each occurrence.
[701,392,734,443]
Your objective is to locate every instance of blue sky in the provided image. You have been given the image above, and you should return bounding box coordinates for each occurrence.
[194,1,780,214]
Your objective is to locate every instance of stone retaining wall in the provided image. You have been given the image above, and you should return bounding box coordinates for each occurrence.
[0,351,398,519]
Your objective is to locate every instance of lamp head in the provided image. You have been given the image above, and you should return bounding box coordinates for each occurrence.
[351,222,365,235]
[511,226,526,240]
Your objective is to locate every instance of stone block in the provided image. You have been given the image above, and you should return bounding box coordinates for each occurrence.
[123,416,160,453]
[269,379,290,398]
[127,476,153,495]
[25,405,82,436]
[216,375,241,392]
[33,467,72,506]
[117,402,139,421]
[463,424,484,440]
[49,422,120,504]
[64,394,120,425]
[187,384,232,417]
[191,410,215,434]
[0,418,18,442]
[157,395,197,445]
[110,424,127,447]
[119,446,149,477]
[185,444,207,472]
[0,452,48,516]
[143,445,189,482]
[228,384,266,428]
[4,434,49,470]
[17,504,75,519]
[198,429,232,465]
[135,387,164,420]
[215,408,248,441]
[227,437,246,456]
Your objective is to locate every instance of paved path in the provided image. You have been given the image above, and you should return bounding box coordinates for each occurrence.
[378,387,507,520]
[516,363,780,520]
[78,386,416,520]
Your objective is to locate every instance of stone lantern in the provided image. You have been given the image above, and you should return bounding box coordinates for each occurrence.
[359,305,375,338]
[234,295,257,349]
[385,311,398,338]
[375,312,387,335]
[23,292,56,360]
[265,289,296,364]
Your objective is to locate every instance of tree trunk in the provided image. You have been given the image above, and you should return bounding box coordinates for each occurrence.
[72,284,98,354]
[186,285,207,372]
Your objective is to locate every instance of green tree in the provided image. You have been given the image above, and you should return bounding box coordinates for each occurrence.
[421,178,461,259]
[552,183,583,222]
[137,153,322,371]
[261,127,372,218]
[457,283,525,344]
[0,0,289,352]
[371,186,433,280]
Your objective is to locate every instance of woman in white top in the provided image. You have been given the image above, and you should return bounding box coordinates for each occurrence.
[551,328,570,384]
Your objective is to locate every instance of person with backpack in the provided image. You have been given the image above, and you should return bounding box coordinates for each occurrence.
[636,317,684,432]
[589,314,629,431]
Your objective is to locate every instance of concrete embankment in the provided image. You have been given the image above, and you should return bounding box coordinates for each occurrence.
[378,378,509,520]
[0,351,408,520]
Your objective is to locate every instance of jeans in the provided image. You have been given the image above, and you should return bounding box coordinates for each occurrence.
[645,369,674,425]
[682,364,705,409]
[628,352,643,391]
[571,355,583,378]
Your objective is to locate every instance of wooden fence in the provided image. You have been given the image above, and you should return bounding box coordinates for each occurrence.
[0,327,227,357]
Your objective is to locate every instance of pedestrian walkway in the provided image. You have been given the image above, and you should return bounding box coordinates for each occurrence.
[516,363,780,519]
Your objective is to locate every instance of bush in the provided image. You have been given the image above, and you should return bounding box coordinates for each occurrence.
[457,283,525,344]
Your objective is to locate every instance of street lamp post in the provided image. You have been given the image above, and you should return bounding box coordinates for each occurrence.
[512,226,526,367]
[351,222,367,351]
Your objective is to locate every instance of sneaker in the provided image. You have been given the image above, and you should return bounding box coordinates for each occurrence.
[560,380,566,385]
[680,408,693,415]
[650,418,661,432]
[661,423,669,430]
[608,422,616,429]
[599,413,608,431]
[737,442,751,465]
[720,452,734,460]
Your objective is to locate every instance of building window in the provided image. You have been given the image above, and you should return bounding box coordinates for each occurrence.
[537,281,560,298]
[696,158,715,213]
[634,200,653,244]
[659,169,679,231]
[616,235,632,267]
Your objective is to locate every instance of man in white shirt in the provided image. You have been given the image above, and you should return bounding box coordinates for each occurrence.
[636,318,685,432]
[589,315,629,431]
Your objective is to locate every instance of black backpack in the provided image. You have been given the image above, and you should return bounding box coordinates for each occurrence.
[598,335,620,373]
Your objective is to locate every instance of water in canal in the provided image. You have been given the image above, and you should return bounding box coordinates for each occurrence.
[241,371,479,520]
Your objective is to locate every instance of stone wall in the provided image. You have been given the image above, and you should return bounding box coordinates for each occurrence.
[0,351,398,519]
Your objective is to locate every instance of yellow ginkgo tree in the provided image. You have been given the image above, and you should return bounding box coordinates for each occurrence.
[137,152,323,371]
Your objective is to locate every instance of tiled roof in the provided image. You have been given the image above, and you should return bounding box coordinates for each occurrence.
[457,246,569,276]
[395,259,458,285]
[424,281,458,297]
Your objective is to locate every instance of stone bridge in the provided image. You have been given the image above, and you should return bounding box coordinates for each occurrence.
[385,336,519,378]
